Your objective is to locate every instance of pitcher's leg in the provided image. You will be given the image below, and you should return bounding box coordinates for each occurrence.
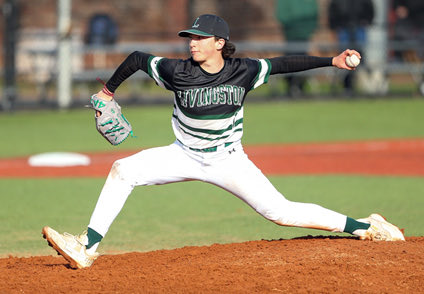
[206,152,347,232]
[88,142,201,239]
[87,160,136,237]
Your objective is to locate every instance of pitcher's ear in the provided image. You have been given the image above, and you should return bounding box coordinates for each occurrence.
[215,38,225,50]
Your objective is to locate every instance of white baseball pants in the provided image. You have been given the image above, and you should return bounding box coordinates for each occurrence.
[88,140,347,237]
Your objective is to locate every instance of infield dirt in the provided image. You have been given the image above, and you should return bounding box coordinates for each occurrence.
[1,138,423,293]
[1,138,424,177]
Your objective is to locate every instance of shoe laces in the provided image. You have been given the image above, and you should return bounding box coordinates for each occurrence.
[369,222,390,240]
[63,231,88,246]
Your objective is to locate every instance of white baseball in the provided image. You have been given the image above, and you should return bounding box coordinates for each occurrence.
[346,54,360,67]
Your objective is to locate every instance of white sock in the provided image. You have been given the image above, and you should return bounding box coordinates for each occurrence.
[86,242,100,254]
[352,229,368,237]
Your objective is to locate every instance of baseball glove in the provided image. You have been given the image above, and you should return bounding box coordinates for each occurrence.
[88,94,133,145]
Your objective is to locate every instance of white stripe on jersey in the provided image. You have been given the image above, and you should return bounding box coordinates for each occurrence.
[171,99,244,149]
[253,59,271,89]
[150,57,166,89]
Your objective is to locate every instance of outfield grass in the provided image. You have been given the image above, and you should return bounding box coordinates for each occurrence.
[1,98,423,157]
[0,98,423,256]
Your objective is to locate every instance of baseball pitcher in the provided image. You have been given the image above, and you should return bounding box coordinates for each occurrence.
[43,14,404,269]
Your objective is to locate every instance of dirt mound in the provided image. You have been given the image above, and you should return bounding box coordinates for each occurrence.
[2,236,423,293]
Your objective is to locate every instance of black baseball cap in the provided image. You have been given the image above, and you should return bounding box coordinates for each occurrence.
[178,14,230,40]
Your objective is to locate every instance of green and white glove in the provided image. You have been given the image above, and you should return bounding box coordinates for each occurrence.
[88,94,133,145]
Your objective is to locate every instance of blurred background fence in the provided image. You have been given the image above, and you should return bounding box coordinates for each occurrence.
[1,0,424,111]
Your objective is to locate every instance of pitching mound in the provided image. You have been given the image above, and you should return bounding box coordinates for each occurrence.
[2,236,423,293]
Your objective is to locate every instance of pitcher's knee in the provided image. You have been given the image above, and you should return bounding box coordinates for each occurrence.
[109,160,127,180]
[256,206,283,223]
[255,199,293,224]
[258,209,293,227]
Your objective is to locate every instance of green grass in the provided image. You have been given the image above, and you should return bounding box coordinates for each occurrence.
[1,98,423,157]
[0,97,423,257]
[244,98,424,143]
[0,175,422,257]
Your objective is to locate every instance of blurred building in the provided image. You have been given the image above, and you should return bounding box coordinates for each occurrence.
[0,0,423,108]
[0,0,334,72]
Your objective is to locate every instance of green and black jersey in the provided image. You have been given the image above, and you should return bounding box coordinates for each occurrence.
[105,51,332,149]
[148,56,271,149]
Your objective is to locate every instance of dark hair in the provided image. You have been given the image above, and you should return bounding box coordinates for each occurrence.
[222,41,236,58]
[215,37,236,58]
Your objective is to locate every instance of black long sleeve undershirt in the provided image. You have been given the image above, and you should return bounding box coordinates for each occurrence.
[105,51,152,93]
[105,51,333,93]
[269,55,333,75]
